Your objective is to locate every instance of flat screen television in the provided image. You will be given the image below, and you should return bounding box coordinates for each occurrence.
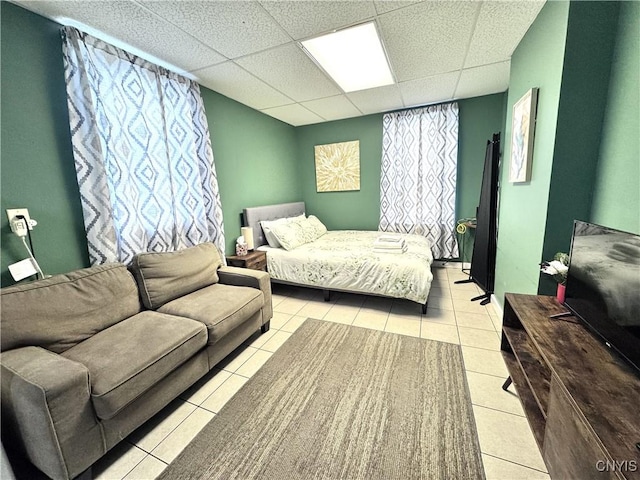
[564,221,640,374]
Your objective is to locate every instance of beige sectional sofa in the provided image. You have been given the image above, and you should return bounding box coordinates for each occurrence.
[0,243,272,480]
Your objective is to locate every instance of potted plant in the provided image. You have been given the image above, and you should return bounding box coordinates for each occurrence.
[540,252,569,302]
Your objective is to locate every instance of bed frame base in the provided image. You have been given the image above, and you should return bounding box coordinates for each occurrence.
[274,280,428,315]
[243,202,431,316]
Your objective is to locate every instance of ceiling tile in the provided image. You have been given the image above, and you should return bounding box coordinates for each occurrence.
[194,62,294,111]
[12,0,543,124]
[17,0,225,72]
[139,0,291,59]
[301,95,362,122]
[379,1,480,82]
[347,85,404,115]
[398,72,459,108]
[260,104,324,127]
[455,62,510,100]
[236,43,341,102]
[260,1,377,40]
[465,1,546,68]
[373,1,422,15]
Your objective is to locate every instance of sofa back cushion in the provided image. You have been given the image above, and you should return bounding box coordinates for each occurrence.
[1,263,141,353]
[131,243,222,310]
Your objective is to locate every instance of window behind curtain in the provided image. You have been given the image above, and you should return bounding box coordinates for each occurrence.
[62,27,225,265]
[379,103,459,259]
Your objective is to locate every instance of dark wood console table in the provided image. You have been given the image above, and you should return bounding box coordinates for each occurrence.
[501,293,640,479]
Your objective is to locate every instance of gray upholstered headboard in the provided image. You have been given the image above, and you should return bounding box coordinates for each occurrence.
[242,202,306,248]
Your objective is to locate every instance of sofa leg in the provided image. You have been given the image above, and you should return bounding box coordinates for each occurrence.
[261,321,270,333]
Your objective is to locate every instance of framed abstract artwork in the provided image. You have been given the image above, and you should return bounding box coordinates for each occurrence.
[509,88,539,183]
[314,140,360,192]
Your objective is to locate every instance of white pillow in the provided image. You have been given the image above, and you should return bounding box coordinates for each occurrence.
[270,215,327,251]
[261,215,304,248]
[306,215,327,238]
[270,220,306,251]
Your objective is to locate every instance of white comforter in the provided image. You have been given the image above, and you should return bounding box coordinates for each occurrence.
[259,231,434,304]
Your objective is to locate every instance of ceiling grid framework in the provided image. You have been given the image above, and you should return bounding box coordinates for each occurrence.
[14,0,546,126]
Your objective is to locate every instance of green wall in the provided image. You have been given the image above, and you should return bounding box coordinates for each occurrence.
[495,0,637,305]
[0,2,89,286]
[457,94,506,262]
[0,2,299,286]
[539,0,620,295]
[457,95,506,222]
[296,114,383,231]
[295,94,506,260]
[494,0,570,303]
[202,90,300,254]
[591,0,640,233]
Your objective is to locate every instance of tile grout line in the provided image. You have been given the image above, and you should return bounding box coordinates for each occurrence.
[134,403,208,459]
[461,343,505,353]
[472,403,532,421]
[465,368,512,381]
[470,402,526,418]
[113,445,153,480]
[481,452,549,475]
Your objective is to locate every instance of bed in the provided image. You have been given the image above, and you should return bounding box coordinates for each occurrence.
[242,202,434,312]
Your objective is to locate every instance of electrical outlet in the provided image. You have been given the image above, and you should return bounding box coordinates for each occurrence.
[10,218,28,237]
[6,208,32,230]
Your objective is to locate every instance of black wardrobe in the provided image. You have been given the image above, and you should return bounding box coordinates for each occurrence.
[465,133,500,305]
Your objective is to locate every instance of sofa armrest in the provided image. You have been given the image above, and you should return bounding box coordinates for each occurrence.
[217,266,273,323]
[1,346,104,480]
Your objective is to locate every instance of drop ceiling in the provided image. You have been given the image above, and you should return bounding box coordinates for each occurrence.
[13,0,545,127]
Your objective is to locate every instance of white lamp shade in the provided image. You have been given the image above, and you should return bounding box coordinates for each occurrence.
[241,227,254,250]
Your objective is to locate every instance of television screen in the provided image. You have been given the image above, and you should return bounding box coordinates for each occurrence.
[565,221,640,374]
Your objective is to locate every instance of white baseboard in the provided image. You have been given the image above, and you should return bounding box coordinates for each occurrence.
[490,294,503,319]
[462,262,471,270]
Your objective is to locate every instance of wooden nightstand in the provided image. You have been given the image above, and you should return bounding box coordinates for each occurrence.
[226,250,267,271]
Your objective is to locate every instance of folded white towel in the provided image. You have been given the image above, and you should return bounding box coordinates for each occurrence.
[374,245,408,254]
[374,243,405,250]
[376,235,404,244]
[374,236,406,249]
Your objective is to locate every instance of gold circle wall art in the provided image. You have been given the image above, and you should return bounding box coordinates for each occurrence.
[314,140,360,192]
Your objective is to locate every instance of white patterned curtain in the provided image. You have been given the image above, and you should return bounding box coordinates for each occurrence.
[62,27,225,265]
[379,103,459,259]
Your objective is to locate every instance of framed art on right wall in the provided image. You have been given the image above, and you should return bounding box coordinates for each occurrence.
[510,87,539,183]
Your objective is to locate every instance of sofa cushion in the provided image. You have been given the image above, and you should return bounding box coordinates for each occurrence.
[158,283,264,345]
[131,243,222,310]
[61,311,207,420]
[1,264,141,354]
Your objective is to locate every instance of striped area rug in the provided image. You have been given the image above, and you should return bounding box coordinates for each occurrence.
[159,319,484,480]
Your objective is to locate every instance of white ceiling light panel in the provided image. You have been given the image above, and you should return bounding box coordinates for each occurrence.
[301,22,394,93]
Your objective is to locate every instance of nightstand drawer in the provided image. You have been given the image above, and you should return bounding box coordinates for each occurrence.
[226,250,267,271]
[245,256,267,271]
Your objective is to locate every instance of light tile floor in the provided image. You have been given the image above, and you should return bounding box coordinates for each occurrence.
[92,265,549,480]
